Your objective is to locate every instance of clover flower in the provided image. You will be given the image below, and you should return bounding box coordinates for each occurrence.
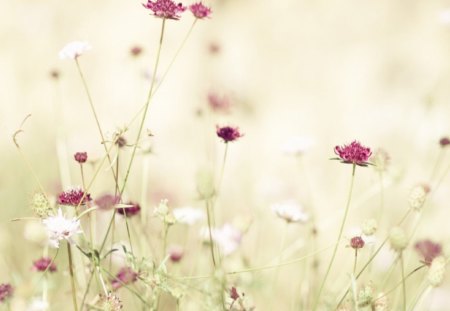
[58,187,91,206]
[350,236,365,249]
[74,152,88,164]
[189,2,212,19]
[333,140,372,166]
[173,206,205,225]
[117,201,141,217]
[32,257,57,273]
[216,125,243,143]
[271,201,309,223]
[42,209,82,248]
[415,239,442,266]
[0,283,13,303]
[111,267,138,290]
[59,41,91,60]
[143,0,186,20]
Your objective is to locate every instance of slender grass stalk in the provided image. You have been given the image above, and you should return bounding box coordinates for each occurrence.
[408,283,430,311]
[67,243,78,311]
[205,199,217,268]
[313,164,356,311]
[353,249,358,274]
[400,253,407,311]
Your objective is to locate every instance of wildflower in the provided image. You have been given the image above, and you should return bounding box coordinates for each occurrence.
[216,125,243,143]
[95,194,121,211]
[59,41,91,60]
[362,218,378,236]
[415,239,442,266]
[389,227,408,252]
[281,136,314,156]
[42,208,82,248]
[350,236,365,249]
[57,187,91,206]
[207,92,230,113]
[202,224,242,256]
[333,140,372,166]
[115,136,127,148]
[189,2,212,19]
[0,283,13,303]
[427,256,446,287]
[271,201,309,223]
[142,0,186,20]
[408,184,429,211]
[230,286,240,301]
[372,148,390,172]
[173,206,205,225]
[117,201,141,217]
[31,192,52,218]
[97,292,123,310]
[130,46,143,57]
[439,137,450,147]
[32,257,57,273]
[168,245,184,262]
[111,267,138,290]
[74,152,88,164]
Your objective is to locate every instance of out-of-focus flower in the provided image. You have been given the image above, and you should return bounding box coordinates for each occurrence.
[74,152,88,164]
[154,199,176,225]
[415,239,442,266]
[50,69,60,80]
[230,286,240,301]
[57,187,91,206]
[271,201,309,224]
[97,292,123,310]
[440,137,450,147]
[111,267,138,290]
[207,92,231,113]
[202,224,242,256]
[350,236,365,250]
[168,245,184,262]
[173,206,205,225]
[95,194,121,211]
[333,141,372,166]
[42,209,82,248]
[189,2,212,19]
[362,218,378,236]
[117,201,141,217]
[142,0,186,20]
[130,46,143,57]
[27,298,49,311]
[31,192,52,218]
[32,257,57,273]
[408,184,430,211]
[59,41,91,60]
[389,227,408,252]
[281,136,314,156]
[216,125,243,143]
[427,256,446,287]
[372,148,390,172]
[0,283,13,303]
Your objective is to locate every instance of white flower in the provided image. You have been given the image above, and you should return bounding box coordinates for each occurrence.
[27,298,49,311]
[271,201,309,223]
[281,136,314,156]
[42,209,82,248]
[173,207,205,225]
[59,41,91,59]
[201,224,242,256]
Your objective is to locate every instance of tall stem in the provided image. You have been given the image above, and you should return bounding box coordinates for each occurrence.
[400,253,407,311]
[313,164,356,311]
[67,243,78,311]
[205,199,217,268]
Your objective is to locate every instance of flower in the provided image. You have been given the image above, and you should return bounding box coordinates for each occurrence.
[408,184,430,211]
[216,125,243,143]
[32,257,57,273]
[281,136,314,156]
[362,218,378,236]
[201,224,242,256]
[42,209,82,248]
[95,194,121,211]
[389,227,408,252]
[230,286,240,301]
[59,41,91,59]
[0,283,13,303]
[111,267,138,290]
[271,201,309,223]
[173,206,205,225]
[116,202,141,217]
[168,245,184,262]
[97,292,123,310]
[74,152,88,164]
[130,46,143,57]
[207,92,231,113]
[350,236,365,249]
[189,2,212,19]
[333,140,372,166]
[439,137,450,147]
[143,0,186,20]
[58,188,92,206]
[415,239,442,266]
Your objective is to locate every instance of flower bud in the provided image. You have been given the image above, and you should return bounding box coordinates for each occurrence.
[427,256,446,287]
[389,227,408,251]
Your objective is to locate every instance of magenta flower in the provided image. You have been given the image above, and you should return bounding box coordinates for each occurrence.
[0,283,13,303]
[74,152,88,164]
[350,236,365,249]
[415,239,442,266]
[333,141,372,166]
[117,201,141,217]
[130,46,143,57]
[216,125,243,143]
[111,267,138,290]
[169,245,184,262]
[33,257,57,273]
[95,194,121,211]
[143,0,186,20]
[189,2,212,19]
[58,188,92,206]
[440,137,450,147]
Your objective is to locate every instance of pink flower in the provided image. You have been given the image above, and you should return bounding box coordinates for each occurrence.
[117,201,141,217]
[57,188,91,206]
[33,257,57,273]
[207,92,230,113]
[415,240,442,266]
[216,125,243,143]
[143,0,186,20]
[111,267,138,290]
[440,137,450,147]
[349,236,365,249]
[130,46,143,57]
[333,140,372,166]
[169,245,184,262]
[95,194,121,211]
[0,283,13,303]
[189,2,212,19]
[74,152,88,164]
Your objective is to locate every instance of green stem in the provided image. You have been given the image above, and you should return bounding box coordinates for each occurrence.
[67,243,78,311]
[205,199,217,268]
[313,164,356,311]
[400,253,406,311]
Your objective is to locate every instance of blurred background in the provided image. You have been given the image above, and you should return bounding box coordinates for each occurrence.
[1,0,450,310]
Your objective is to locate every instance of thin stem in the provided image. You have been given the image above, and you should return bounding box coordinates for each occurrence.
[353,249,358,274]
[80,269,95,311]
[217,143,229,196]
[313,164,356,311]
[400,253,407,311]
[67,243,78,311]
[205,199,217,268]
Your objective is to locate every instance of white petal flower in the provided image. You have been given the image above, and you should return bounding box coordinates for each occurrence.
[281,136,314,156]
[201,224,242,256]
[271,201,309,223]
[173,206,205,225]
[42,209,82,248]
[59,41,91,59]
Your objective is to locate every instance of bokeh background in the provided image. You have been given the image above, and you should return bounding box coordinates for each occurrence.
[1,0,450,310]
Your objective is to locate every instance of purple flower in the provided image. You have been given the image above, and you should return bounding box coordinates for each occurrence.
[95,194,121,211]
[189,2,212,19]
[33,257,57,273]
[216,125,243,143]
[74,152,88,164]
[130,46,143,57]
[333,141,372,166]
[117,201,141,217]
[350,236,365,249]
[440,137,450,147]
[58,188,92,206]
[143,0,186,20]
[415,239,442,266]
[0,283,13,303]
[111,267,138,290]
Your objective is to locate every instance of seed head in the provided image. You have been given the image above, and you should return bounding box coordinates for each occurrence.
[362,218,378,236]
[408,184,429,211]
[389,227,408,251]
[333,140,372,166]
[31,192,52,218]
[427,256,446,287]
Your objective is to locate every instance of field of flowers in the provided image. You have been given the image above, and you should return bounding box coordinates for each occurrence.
[1,0,450,310]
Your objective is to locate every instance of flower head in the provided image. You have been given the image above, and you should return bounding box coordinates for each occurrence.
[59,41,91,60]
[57,188,92,206]
[168,245,184,262]
[350,236,365,249]
[207,92,231,113]
[173,206,205,225]
[97,292,123,310]
[271,201,309,224]
[111,267,138,290]
[143,0,186,20]
[440,137,450,147]
[42,209,82,248]
[334,140,372,166]
[74,152,88,164]
[117,201,141,217]
[216,125,243,143]
[95,194,121,211]
[130,46,143,57]
[415,239,442,266]
[32,257,57,273]
[230,286,240,301]
[189,2,212,19]
[0,283,13,303]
